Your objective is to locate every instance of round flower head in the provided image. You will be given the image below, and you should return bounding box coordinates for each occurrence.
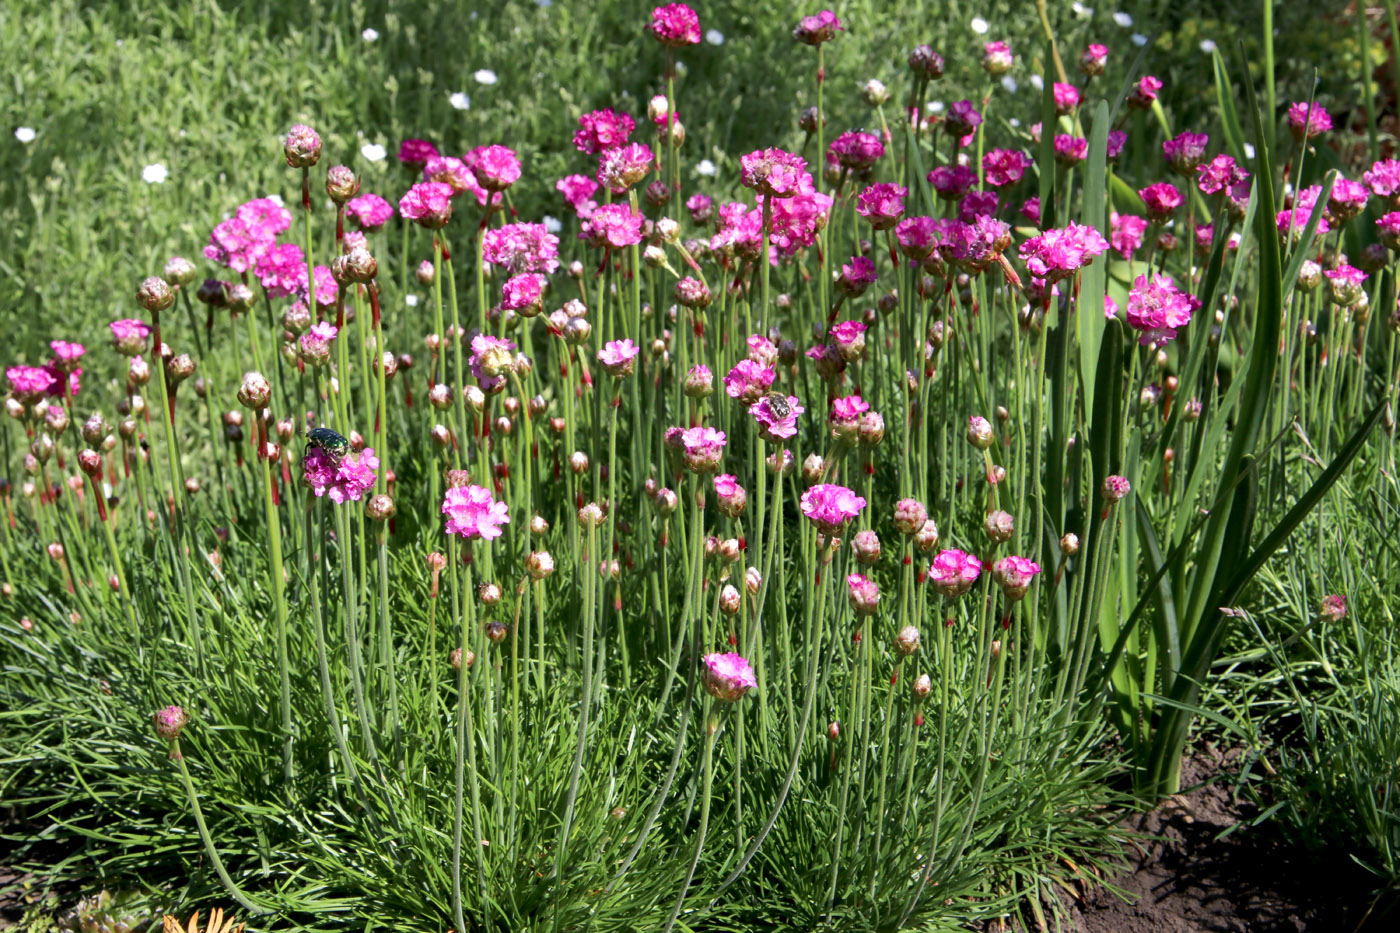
[1052,82,1080,115]
[800,483,867,535]
[482,222,561,275]
[1365,159,1400,198]
[680,425,727,472]
[346,193,394,231]
[1017,221,1109,283]
[750,393,803,442]
[1080,43,1108,77]
[856,183,907,230]
[598,338,641,377]
[580,203,644,249]
[1319,594,1347,622]
[983,149,1032,187]
[982,41,1013,75]
[723,359,775,405]
[1126,273,1198,345]
[648,3,701,46]
[893,498,928,536]
[110,318,152,356]
[1325,264,1368,306]
[153,705,189,742]
[1102,474,1131,503]
[836,255,879,297]
[597,142,654,194]
[793,10,843,45]
[501,273,547,315]
[829,131,885,172]
[740,148,808,198]
[466,145,521,193]
[943,100,982,139]
[895,215,941,260]
[1162,132,1209,176]
[993,555,1042,602]
[929,165,978,201]
[398,138,439,168]
[1127,75,1162,110]
[304,445,379,504]
[929,549,983,598]
[908,45,945,79]
[7,366,57,403]
[1139,182,1184,223]
[686,193,714,225]
[675,276,712,309]
[1287,102,1332,141]
[1328,177,1370,226]
[399,182,455,229]
[284,124,322,168]
[847,573,881,617]
[443,484,511,540]
[469,334,517,380]
[574,109,636,155]
[702,652,757,702]
[1110,212,1149,261]
[1053,135,1089,167]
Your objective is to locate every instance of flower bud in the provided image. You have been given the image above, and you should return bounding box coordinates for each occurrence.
[484,620,508,643]
[164,256,197,286]
[913,520,940,553]
[967,415,994,450]
[913,673,932,699]
[983,509,1014,543]
[325,164,360,204]
[366,494,395,521]
[284,123,322,168]
[137,276,175,312]
[238,371,272,409]
[893,498,928,536]
[852,530,881,565]
[719,584,742,616]
[153,705,189,742]
[1060,533,1080,556]
[896,625,921,656]
[801,453,824,484]
[527,551,555,580]
[746,565,762,595]
[569,450,590,475]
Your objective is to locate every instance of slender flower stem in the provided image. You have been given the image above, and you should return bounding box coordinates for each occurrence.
[259,430,294,790]
[170,740,268,915]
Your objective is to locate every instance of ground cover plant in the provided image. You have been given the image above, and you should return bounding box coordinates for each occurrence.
[3,0,1399,930]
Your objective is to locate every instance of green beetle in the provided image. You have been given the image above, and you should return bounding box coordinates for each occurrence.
[305,426,351,466]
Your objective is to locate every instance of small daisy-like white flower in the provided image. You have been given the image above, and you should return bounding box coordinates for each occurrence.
[1001,76,1018,94]
[696,159,716,177]
[361,143,386,162]
[406,294,420,308]
[1071,2,1094,17]
[1199,39,1217,53]
[927,100,945,113]
[1243,142,1256,159]
[474,69,498,85]
[1112,11,1132,27]
[705,28,724,45]
[362,27,379,42]
[1029,74,1045,91]
[142,163,168,184]
[543,215,563,234]
[1131,33,1149,47]
[450,91,471,110]
[970,17,989,34]
[14,127,35,143]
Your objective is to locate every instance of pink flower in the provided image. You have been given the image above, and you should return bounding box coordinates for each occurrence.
[442,484,511,540]
[424,155,476,197]
[896,215,941,260]
[993,555,1042,602]
[945,216,1012,272]
[959,191,999,224]
[1125,273,1198,345]
[482,223,561,275]
[855,182,907,230]
[465,144,521,193]
[1287,102,1332,141]
[1329,177,1370,224]
[648,3,701,47]
[1277,184,1330,239]
[1080,43,1108,76]
[596,142,654,194]
[675,276,712,308]
[501,273,547,314]
[680,425,727,472]
[740,148,808,198]
[1106,131,1128,161]
[1053,135,1088,166]
[1017,221,1109,283]
[1128,75,1162,109]
[1020,197,1041,226]
[1110,212,1149,261]
[1104,294,1120,319]
[943,100,982,138]
[724,359,775,404]
[1196,154,1248,196]
[686,193,714,225]
[110,319,151,355]
[346,194,394,230]
[6,365,56,401]
[50,340,85,371]
[1053,83,1080,115]
[1365,159,1400,198]
[1163,131,1209,175]
[929,549,982,598]
[598,338,641,377]
[983,41,1013,74]
[205,215,274,275]
[397,138,439,168]
[574,109,637,155]
[761,178,832,255]
[580,203,644,249]
[1376,211,1400,249]
[847,573,881,617]
[304,446,379,504]
[800,483,867,534]
[837,256,878,297]
[793,10,843,45]
[747,334,778,366]
[830,321,867,361]
[829,131,885,171]
[255,242,307,299]
[557,174,600,210]
[469,334,517,380]
[750,393,803,442]
[983,149,1032,187]
[702,652,757,702]
[1138,182,1184,222]
[829,394,870,430]
[399,181,455,228]
[1324,264,1368,305]
[929,165,978,201]
[1320,594,1347,621]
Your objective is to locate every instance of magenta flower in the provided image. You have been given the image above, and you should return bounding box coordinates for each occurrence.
[482,222,561,275]
[847,573,880,617]
[469,334,517,380]
[304,446,379,504]
[855,183,908,230]
[896,215,941,260]
[647,3,701,46]
[929,549,982,598]
[6,365,57,402]
[399,182,455,228]
[1128,75,1163,109]
[686,193,714,225]
[1080,43,1108,76]
[1328,177,1370,224]
[1364,159,1400,198]
[346,193,394,231]
[255,242,307,299]
[1104,294,1121,320]
[1052,83,1080,115]
[574,109,637,155]
[800,483,867,534]
[983,149,1032,187]
[1053,135,1088,167]
[1106,131,1128,161]
[929,165,978,201]
[830,319,866,353]
[1324,264,1368,305]
[837,255,879,297]
[580,203,644,249]
[723,359,775,404]
[1021,197,1042,226]
[1196,154,1247,196]
[501,273,547,314]
[557,174,600,211]
[1017,221,1109,283]
[702,652,757,702]
[740,148,808,198]
[598,338,641,377]
[398,138,439,168]
[205,215,274,275]
[424,155,475,196]
[1110,212,1149,261]
[751,393,803,442]
[596,142,654,194]
[110,319,151,355]
[1287,102,1332,141]
[1125,273,1198,345]
[829,131,885,171]
[793,10,843,45]
[675,276,712,308]
[465,144,521,193]
[945,216,1012,272]
[1163,132,1209,175]
[747,334,778,366]
[960,190,999,223]
[1277,185,1331,239]
[993,556,1042,602]
[1376,211,1400,249]
[943,100,982,138]
[829,394,870,431]
[763,180,832,254]
[680,425,727,472]
[1139,182,1184,222]
[442,484,511,541]
[983,41,1013,74]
